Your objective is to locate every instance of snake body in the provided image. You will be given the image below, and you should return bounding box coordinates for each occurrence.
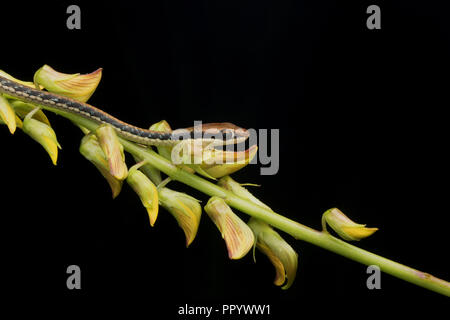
[0,75,248,146]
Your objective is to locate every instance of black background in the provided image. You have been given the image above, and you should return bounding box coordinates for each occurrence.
[1,0,449,316]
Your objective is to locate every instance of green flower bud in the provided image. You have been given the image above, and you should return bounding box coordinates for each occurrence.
[322,208,378,241]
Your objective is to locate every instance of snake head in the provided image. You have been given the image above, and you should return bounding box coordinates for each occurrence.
[216,123,250,145]
[197,122,250,145]
[172,122,250,145]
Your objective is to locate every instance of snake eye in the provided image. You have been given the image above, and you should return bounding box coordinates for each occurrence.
[221,129,235,140]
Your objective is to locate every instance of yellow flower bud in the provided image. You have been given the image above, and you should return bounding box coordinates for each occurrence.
[79,133,123,199]
[33,65,102,102]
[322,208,378,241]
[132,154,162,185]
[159,188,202,247]
[0,95,17,134]
[149,120,195,174]
[9,100,51,126]
[248,218,298,289]
[197,145,258,178]
[0,114,22,129]
[204,196,254,259]
[150,120,172,132]
[149,120,173,161]
[22,108,61,165]
[127,162,159,227]
[95,124,128,180]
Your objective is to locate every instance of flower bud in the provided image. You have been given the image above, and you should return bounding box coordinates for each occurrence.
[198,145,258,178]
[322,208,378,241]
[218,176,271,210]
[127,162,159,227]
[0,114,22,129]
[95,124,128,180]
[248,218,298,289]
[170,139,208,165]
[150,120,172,132]
[132,154,162,185]
[170,141,258,179]
[22,108,61,165]
[9,100,51,126]
[150,120,195,174]
[33,65,102,102]
[80,133,123,198]
[204,196,254,259]
[0,96,17,134]
[149,120,173,160]
[158,188,202,247]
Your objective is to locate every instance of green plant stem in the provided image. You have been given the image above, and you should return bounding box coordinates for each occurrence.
[39,108,450,296]
[122,141,450,296]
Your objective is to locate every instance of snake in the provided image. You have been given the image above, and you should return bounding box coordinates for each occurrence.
[0,75,249,146]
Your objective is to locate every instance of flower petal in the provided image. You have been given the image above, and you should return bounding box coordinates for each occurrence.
[33,65,102,102]
[204,196,254,259]
[127,163,159,227]
[0,70,43,90]
[149,120,173,160]
[248,218,298,289]
[322,208,378,241]
[10,100,51,126]
[159,188,202,247]
[257,242,286,286]
[80,133,123,198]
[132,154,162,185]
[22,108,61,165]
[0,96,16,134]
[200,145,258,178]
[95,125,128,180]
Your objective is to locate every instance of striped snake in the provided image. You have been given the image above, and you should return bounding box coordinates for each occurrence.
[0,75,249,146]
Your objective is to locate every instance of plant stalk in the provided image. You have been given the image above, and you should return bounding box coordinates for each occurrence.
[35,107,450,296]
